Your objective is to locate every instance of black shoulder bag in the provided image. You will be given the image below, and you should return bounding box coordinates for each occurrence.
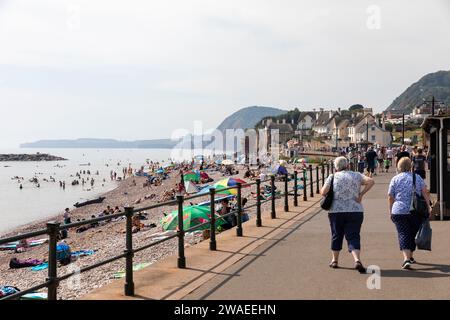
[411,173,428,219]
[320,175,334,210]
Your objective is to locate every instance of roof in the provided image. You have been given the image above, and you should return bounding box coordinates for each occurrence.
[421,115,450,133]
[314,111,336,127]
[267,123,294,132]
[297,112,316,122]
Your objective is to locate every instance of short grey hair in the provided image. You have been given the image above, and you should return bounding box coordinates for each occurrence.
[334,156,348,171]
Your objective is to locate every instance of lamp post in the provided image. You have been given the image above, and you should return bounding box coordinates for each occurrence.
[402,113,405,144]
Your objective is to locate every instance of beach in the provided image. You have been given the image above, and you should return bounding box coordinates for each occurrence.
[0,160,290,300]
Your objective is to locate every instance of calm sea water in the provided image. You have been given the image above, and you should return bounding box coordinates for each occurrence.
[0,148,193,233]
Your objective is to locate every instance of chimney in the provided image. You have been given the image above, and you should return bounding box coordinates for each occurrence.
[338,107,341,114]
[382,116,386,130]
[329,111,333,118]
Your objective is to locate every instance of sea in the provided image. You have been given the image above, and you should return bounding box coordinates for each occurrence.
[0,148,208,233]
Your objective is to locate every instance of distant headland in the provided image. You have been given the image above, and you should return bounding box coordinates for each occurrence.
[0,153,67,161]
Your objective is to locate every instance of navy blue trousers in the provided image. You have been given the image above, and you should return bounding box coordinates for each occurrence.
[391,213,422,251]
[328,212,364,252]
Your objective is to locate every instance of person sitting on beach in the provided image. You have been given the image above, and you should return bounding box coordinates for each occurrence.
[217,199,233,230]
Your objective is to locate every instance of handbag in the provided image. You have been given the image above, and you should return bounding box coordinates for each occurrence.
[410,173,428,219]
[320,175,334,210]
[415,219,432,251]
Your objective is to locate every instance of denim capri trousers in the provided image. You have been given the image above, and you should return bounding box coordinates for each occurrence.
[391,213,422,251]
[328,212,364,252]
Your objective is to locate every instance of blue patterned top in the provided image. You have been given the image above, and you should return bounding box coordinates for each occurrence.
[324,171,364,213]
[388,172,426,215]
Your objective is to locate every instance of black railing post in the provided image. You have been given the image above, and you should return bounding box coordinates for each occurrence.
[331,161,335,174]
[327,163,330,177]
[209,188,216,251]
[309,165,314,198]
[270,175,276,219]
[293,171,298,207]
[284,174,289,212]
[256,179,262,227]
[321,164,325,186]
[303,169,307,202]
[124,207,135,296]
[177,196,186,268]
[236,183,243,237]
[316,166,320,194]
[46,221,60,301]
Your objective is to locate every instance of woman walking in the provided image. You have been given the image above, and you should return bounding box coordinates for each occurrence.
[388,157,432,269]
[321,156,375,273]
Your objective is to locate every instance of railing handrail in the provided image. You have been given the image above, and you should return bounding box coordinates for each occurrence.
[0,165,333,300]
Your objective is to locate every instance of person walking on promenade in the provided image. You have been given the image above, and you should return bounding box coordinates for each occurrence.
[412,148,427,179]
[388,157,432,270]
[321,156,375,273]
[365,147,377,178]
[395,145,410,169]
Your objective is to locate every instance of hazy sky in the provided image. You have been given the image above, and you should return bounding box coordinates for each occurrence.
[0,0,449,147]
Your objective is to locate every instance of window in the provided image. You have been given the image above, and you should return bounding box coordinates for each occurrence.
[371,135,376,141]
[371,126,375,131]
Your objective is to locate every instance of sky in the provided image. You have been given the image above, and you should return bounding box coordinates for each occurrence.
[0,0,449,147]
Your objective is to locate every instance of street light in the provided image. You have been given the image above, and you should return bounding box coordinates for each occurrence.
[402,113,405,144]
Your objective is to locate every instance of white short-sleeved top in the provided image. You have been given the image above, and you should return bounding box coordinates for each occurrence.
[324,171,364,213]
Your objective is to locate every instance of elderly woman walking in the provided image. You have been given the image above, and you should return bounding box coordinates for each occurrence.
[321,156,375,273]
[388,157,432,269]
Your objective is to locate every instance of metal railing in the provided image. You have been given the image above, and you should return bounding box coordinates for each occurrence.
[0,163,334,300]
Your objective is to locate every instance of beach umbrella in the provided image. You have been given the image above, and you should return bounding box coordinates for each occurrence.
[184,181,199,194]
[271,164,288,175]
[211,177,248,195]
[161,206,226,231]
[155,169,165,174]
[183,171,200,182]
[221,159,234,166]
[162,163,175,169]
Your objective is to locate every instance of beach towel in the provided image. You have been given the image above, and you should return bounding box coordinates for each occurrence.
[20,292,47,300]
[0,238,48,251]
[71,250,96,257]
[0,286,20,298]
[31,262,49,271]
[9,258,44,269]
[112,263,152,279]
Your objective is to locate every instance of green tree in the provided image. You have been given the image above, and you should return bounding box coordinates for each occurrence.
[349,104,364,111]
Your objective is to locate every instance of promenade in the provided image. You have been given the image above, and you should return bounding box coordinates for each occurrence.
[85,171,450,300]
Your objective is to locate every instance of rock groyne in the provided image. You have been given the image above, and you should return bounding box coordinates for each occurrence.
[0,153,67,161]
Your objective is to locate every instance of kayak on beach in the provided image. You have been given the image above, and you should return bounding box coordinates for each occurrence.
[74,196,106,208]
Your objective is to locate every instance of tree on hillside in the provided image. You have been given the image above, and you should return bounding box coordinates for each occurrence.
[349,104,364,111]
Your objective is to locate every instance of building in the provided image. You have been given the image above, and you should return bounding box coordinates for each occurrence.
[312,109,338,137]
[347,113,392,146]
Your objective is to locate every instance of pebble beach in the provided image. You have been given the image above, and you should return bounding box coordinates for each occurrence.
[0,163,291,300]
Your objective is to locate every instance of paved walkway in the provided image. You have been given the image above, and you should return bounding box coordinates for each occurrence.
[85,172,450,300]
[185,172,450,300]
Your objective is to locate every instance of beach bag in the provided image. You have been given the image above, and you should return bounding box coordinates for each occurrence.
[56,242,71,265]
[320,175,334,211]
[0,286,20,298]
[415,219,432,251]
[410,173,428,219]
